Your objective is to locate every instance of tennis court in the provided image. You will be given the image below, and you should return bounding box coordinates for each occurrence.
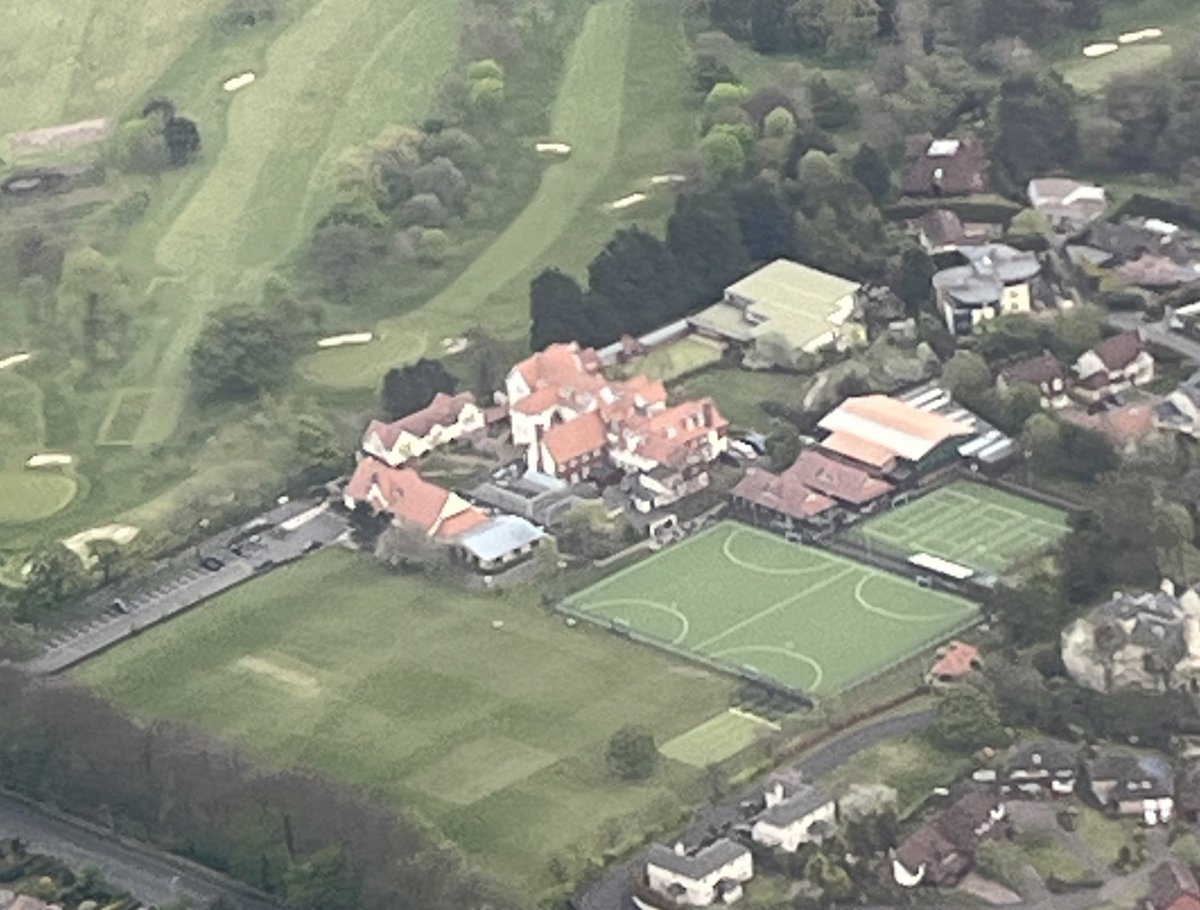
[849,481,1070,576]
[561,522,978,696]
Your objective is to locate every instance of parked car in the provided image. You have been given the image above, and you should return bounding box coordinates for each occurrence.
[111,598,130,615]
[200,556,225,572]
[301,540,322,553]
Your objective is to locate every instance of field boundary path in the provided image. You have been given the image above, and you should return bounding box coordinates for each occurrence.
[0,788,281,910]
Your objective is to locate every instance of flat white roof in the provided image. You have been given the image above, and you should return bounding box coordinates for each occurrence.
[909,552,974,580]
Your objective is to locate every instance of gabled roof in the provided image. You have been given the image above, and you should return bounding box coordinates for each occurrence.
[626,398,728,468]
[1091,331,1145,371]
[903,135,990,196]
[754,784,833,827]
[647,839,750,881]
[787,449,892,506]
[818,395,973,463]
[1148,860,1200,910]
[544,411,608,464]
[930,640,979,678]
[365,392,476,448]
[344,459,486,537]
[1004,741,1078,774]
[513,342,604,390]
[732,466,837,520]
[1002,353,1065,386]
[1088,752,1175,799]
[820,431,898,471]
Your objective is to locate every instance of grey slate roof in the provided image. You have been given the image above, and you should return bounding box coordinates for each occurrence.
[1005,741,1078,775]
[456,514,544,561]
[754,784,833,827]
[933,244,1041,307]
[1089,752,1175,800]
[647,839,750,880]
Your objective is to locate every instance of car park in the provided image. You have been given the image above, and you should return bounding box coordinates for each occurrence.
[200,556,225,572]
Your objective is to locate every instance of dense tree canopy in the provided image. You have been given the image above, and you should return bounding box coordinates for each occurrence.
[190,305,296,402]
[380,358,459,420]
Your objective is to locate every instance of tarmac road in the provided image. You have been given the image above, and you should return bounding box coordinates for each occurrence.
[572,708,935,910]
[0,790,279,910]
[25,500,349,675]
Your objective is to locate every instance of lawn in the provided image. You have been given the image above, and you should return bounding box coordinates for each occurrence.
[76,549,737,896]
[0,471,78,524]
[561,522,979,696]
[659,709,778,768]
[305,0,698,389]
[847,481,1071,577]
[611,336,726,383]
[673,367,814,430]
[816,732,971,810]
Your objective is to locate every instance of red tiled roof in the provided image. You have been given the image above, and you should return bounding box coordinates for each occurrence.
[820,432,898,471]
[366,392,476,448]
[627,398,728,468]
[544,412,608,465]
[511,386,561,415]
[786,450,892,506]
[930,641,980,678]
[732,466,837,520]
[514,342,605,391]
[1092,331,1143,372]
[344,459,485,537]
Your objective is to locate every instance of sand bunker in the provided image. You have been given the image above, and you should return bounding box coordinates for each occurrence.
[10,118,112,156]
[63,524,140,563]
[26,454,72,468]
[535,142,572,156]
[650,174,688,186]
[1119,28,1163,44]
[442,336,469,355]
[1083,42,1120,57]
[223,72,256,92]
[317,332,374,348]
[0,353,31,370]
[237,656,320,697]
[607,192,647,211]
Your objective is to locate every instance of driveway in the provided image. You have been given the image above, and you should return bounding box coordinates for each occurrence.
[25,500,350,675]
[1108,311,1200,364]
[571,708,934,910]
[0,790,279,910]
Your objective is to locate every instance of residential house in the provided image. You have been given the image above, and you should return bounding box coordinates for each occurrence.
[730,464,838,532]
[360,392,484,467]
[1062,583,1200,694]
[1171,301,1200,340]
[999,741,1079,798]
[997,353,1069,409]
[1117,255,1198,289]
[1154,371,1200,439]
[1145,860,1200,910]
[751,782,837,852]
[452,513,545,573]
[892,790,1008,887]
[343,459,489,539]
[537,411,610,483]
[646,839,754,907]
[932,244,1044,336]
[927,640,981,684]
[1072,330,1155,404]
[1087,751,1175,824]
[1027,178,1107,231]
[902,136,990,197]
[913,209,995,254]
[689,259,866,369]
[816,394,975,481]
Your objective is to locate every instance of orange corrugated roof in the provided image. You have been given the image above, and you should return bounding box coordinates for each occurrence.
[821,432,897,470]
[544,412,608,464]
[818,395,972,461]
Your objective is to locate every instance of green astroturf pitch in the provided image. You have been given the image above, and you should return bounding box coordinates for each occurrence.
[848,481,1070,577]
[562,521,979,695]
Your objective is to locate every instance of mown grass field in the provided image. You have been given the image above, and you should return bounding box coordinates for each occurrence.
[0,471,78,523]
[563,522,979,695]
[76,549,737,895]
[673,367,814,430]
[302,0,698,388]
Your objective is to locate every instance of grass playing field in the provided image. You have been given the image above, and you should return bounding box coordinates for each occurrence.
[76,549,737,896]
[848,481,1070,577]
[659,709,778,768]
[0,471,78,523]
[562,522,979,696]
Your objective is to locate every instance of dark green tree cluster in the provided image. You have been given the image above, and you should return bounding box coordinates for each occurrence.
[379,358,458,420]
[114,98,201,172]
[706,0,885,57]
[989,73,1079,185]
[190,305,298,402]
[1103,52,1200,177]
[530,186,762,350]
[606,726,659,780]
